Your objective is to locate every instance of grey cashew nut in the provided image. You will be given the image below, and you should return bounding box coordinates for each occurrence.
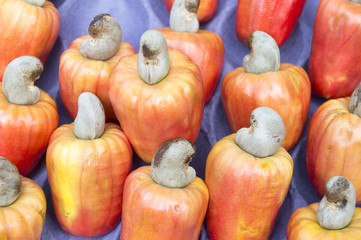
[349,82,361,117]
[151,138,196,188]
[24,0,45,7]
[137,30,170,85]
[2,56,42,105]
[243,31,280,74]
[74,92,105,140]
[170,0,200,33]
[0,157,21,207]
[317,176,356,230]
[80,14,122,61]
[235,107,285,158]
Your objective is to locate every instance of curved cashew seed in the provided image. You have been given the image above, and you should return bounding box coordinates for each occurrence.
[0,157,21,207]
[349,82,361,117]
[74,92,105,140]
[137,30,170,85]
[243,31,280,74]
[170,0,200,33]
[2,56,42,105]
[235,107,285,158]
[80,14,122,61]
[24,0,45,7]
[317,176,356,230]
[151,138,196,188]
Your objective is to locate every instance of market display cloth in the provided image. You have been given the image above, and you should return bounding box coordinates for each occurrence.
[30,0,326,239]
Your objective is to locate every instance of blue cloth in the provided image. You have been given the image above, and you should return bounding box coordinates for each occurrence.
[31,0,325,239]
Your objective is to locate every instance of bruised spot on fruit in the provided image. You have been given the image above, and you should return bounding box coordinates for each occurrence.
[170,0,199,33]
[185,0,200,13]
[153,138,195,168]
[142,44,155,59]
[88,14,110,38]
[247,34,254,53]
[243,31,280,74]
[152,140,172,168]
[80,14,122,61]
[137,30,169,85]
[27,62,43,81]
[341,198,348,208]
[317,176,356,230]
[325,177,349,206]
[3,56,42,105]
[141,44,161,66]
[151,138,196,188]
[173,204,181,213]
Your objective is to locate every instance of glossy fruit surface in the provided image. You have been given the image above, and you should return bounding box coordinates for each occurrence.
[121,166,209,240]
[0,176,46,240]
[0,0,60,80]
[0,86,58,176]
[205,133,293,240]
[306,97,361,203]
[222,63,311,150]
[109,49,204,163]
[59,35,135,123]
[287,203,361,239]
[308,0,361,99]
[46,123,133,237]
[235,0,306,46]
[155,27,224,103]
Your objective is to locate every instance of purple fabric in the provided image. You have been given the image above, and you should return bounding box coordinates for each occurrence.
[28,0,327,239]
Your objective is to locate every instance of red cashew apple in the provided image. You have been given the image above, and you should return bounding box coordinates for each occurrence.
[46,93,133,237]
[206,107,293,239]
[235,0,306,46]
[306,82,361,203]
[287,176,361,239]
[109,30,204,163]
[222,31,310,150]
[0,0,60,80]
[0,56,58,176]
[59,14,135,123]
[308,0,361,98]
[0,157,47,240]
[155,0,224,103]
[121,138,209,240]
